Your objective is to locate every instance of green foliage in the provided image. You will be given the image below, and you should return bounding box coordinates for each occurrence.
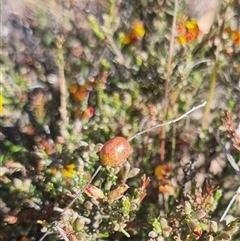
[0,0,240,240]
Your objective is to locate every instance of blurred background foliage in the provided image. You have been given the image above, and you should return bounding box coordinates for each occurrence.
[0,0,240,240]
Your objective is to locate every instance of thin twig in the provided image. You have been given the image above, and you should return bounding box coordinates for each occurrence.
[201,60,218,129]
[55,224,70,241]
[39,227,53,241]
[215,131,240,178]
[160,0,179,162]
[62,165,102,214]
[56,36,69,139]
[220,186,240,222]
[39,165,102,241]
[128,101,206,141]
[215,131,240,222]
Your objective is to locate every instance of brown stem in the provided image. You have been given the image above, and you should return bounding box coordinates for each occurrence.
[160,0,179,162]
[56,36,69,138]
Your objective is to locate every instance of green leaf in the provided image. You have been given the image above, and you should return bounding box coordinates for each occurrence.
[88,15,105,40]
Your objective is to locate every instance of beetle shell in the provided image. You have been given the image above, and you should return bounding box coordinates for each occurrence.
[100,136,131,167]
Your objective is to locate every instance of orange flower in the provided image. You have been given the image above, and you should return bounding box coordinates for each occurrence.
[122,21,145,45]
[176,18,200,44]
[69,83,78,94]
[224,28,240,45]
[69,83,89,102]
[187,220,203,237]
[159,184,175,195]
[231,30,240,45]
[193,226,203,237]
[74,88,88,102]
[154,164,171,181]
[80,106,94,124]
[85,184,105,199]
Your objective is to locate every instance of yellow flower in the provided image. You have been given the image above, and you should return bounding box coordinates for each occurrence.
[133,21,145,38]
[0,93,4,115]
[193,226,203,237]
[51,164,76,178]
[185,20,198,30]
[62,164,76,178]
[176,18,200,44]
[62,169,74,178]
[51,168,57,175]
[122,21,145,45]
[177,36,187,45]
[66,164,75,171]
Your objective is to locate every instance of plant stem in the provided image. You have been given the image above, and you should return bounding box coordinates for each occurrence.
[39,101,206,241]
[62,165,102,214]
[128,102,206,141]
[160,0,179,162]
[56,36,69,138]
[202,42,220,129]
[39,165,102,241]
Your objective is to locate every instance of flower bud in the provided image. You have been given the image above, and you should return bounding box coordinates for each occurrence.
[85,184,105,199]
[84,200,93,210]
[160,217,168,229]
[80,106,94,124]
[108,184,129,201]
[210,220,218,233]
[187,220,202,237]
[73,217,85,231]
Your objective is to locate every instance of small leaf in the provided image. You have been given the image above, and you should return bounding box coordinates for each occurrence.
[88,15,105,40]
[13,178,23,190]
[127,168,140,179]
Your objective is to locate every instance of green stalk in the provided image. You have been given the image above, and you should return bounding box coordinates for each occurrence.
[202,61,218,129]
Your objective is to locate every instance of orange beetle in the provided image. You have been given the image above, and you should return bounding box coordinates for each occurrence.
[100,136,131,167]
